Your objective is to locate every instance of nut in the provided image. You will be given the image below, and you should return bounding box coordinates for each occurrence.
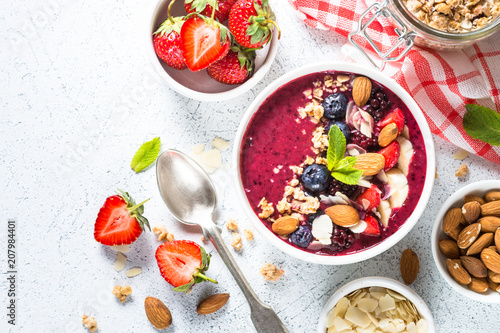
[144,297,172,329]
[352,76,372,107]
[466,233,494,256]
[439,239,460,259]
[484,191,500,202]
[457,223,481,249]
[353,153,385,176]
[489,245,498,252]
[468,277,489,293]
[443,207,464,234]
[496,228,500,252]
[481,248,500,274]
[481,201,500,217]
[325,205,360,227]
[479,216,500,233]
[378,123,399,147]
[487,278,500,293]
[464,194,486,205]
[462,201,481,224]
[400,249,419,284]
[272,216,299,235]
[196,293,230,315]
[488,269,500,283]
[446,259,472,285]
[460,256,487,278]
[447,224,464,241]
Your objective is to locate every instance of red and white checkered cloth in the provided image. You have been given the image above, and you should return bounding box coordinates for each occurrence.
[289,0,500,164]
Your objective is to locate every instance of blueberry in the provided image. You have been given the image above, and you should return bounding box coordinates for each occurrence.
[307,209,324,225]
[322,93,349,120]
[301,164,331,193]
[325,121,351,143]
[290,226,313,248]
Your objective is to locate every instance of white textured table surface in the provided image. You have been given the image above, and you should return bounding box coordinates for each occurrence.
[1,1,500,332]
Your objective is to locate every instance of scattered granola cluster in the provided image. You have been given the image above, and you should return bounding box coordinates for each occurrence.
[226,219,238,230]
[402,0,500,32]
[455,163,469,177]
[225,218,254,250]
[112,285,132,303]
[230,233,243,250]
[153,225,175,242]
[82,315,97,332]
[243,228,254,241]
[260,263,285,281]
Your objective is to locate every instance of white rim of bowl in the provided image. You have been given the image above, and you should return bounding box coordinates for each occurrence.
[316,276,436,333]
[232,61,436,265]
[431,179,500,303]
[146,0,279,102]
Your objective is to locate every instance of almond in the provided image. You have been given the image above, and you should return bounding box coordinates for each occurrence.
[446,259,472,285]
[489,245,498,252]
[460,256,487,278]
[466,233,494,256]
[457,223,481,249]
[488,269,500,283]
[484,190,500,202]
[481,248,500,274]
[462,201,481,224]
[144,297,172,329]
[439,239,460,259]
[443,207,463,234]
[468,277,489,293]
[464,194,486,205]
[196,293,230,315]
[352,76,372,107]
[481,200,500,217]
[447,224,464,241]
[479,216,500,233]
[353,153,385,176]
[400,249,419,284]
[378,123,399,147]
[487,277,500,293]
[495,228,500,252]
[272,216,299,236]
[325,205,360,227]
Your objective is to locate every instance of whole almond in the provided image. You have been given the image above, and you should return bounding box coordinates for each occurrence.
[466,233,494,256]
[378,123,399,147]
[400,249,419,284]
[478,216,500,233]
[495,228,500,252]
[487,277,500,293]
[488,270,500,283]
[144,297,172,329]
[481,201,500,217]
[457,223,481,249]
[462,201,481,224]
[481,248,500,274]
[353,153,385,176]
[464,194,486,205]
[196,293,230,315]
[325,205,360,227]
[443,207,463,234]
[439,239,460,259]
[460,256,487,278]
[352,76,372,107]
[489,245,498,252]
[468,277,489,293]
[484,190,500,202]
[446,259,472,285]
[272,216,299,236]
[447,224,465,241]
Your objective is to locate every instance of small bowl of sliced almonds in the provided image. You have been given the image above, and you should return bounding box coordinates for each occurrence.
[318,276,435,333]
[431,180,500,303]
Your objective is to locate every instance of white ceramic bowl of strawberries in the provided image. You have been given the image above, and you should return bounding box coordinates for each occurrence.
[431,180,500,303]
[148,0,279,101]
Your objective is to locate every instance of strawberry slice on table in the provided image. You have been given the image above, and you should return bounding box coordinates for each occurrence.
[185,0,238,22]
[155,240,217,292]
[378,140,400,171]
[94,190,150,246]
[207,44,256,84]
[180,15,230,71]
[228,0,280,48]
[356,184,381,212]
[362,215,381,236]
[377,108,405,134]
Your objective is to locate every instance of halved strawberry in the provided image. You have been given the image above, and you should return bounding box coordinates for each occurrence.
[377,108,405,134]
[156,240,217,292]
[185,0,238,22]
[378,141,400,171]
[362,215,380,236]
[356,184,381,212]
[94,190,150,246]
[180,16,230,71]
[207,44,255,84]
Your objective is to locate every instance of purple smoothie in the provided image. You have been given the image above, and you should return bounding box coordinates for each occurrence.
[240,71,427,256]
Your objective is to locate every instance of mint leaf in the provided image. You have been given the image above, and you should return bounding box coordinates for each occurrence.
[463,104,500,146]
[334,156,357,173]
[327,125,346,170]
[332,168,364,185]
[130,137,161,173]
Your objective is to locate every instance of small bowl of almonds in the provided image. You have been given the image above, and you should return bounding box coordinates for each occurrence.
[318,276,435,333]
[431,180,500,303]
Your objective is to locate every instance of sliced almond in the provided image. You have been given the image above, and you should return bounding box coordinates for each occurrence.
[466,232,494,256]
[479,216,500,233]
[125,267,142,278]
[353,153,385,176]
[439,239,460,259]
[272,216,299,236]
[400,249,419,284]
[111,244,131,253]
[481,201,500,217]
[484,191,500,202]
[468,277,488,293]
[464,195,486,205]
[325,205,360,227]
[481,248,500,274]
[378,123,399,147]
[352,76,372,107]
[462,201,481,224]
[457,223,481,249]
[453,148,469,160]
[113,252,127,272]
[197,293,230,315]
[443,207,463,234]
[446,259,472,285]
[460,256,487,278]
[211,137,230,151]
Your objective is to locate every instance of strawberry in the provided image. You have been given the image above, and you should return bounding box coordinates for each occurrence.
[362,215,380,236]
[378,141,400,171]
[94,190,150,246]
[207,44,255,84]
[228,0,280,48]
[185,0,238,22]
[377,108,405,134]
[155,240,217,292]
[356,184,381,212]
[180,15,230,71]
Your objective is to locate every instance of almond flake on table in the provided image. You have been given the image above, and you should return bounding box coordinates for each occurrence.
[82,315,97,332]
[453,148,469,160]
[455,164,469,177]
[110,244,130,253]
[113,252,127,272]
[260,263,284,281]
[212,137,230,151]
[125,267,142,278]
[112,285,132,303]
[197,149,222,174]
[191,143,205,155]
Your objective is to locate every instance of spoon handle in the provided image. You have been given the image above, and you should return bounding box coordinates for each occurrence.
[202,221,289,333]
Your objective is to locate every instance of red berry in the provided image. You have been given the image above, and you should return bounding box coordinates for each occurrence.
[207,46,255,84]
[356,184,381,212]
[184,0,238,22]
[154,17,187,70]
[362,215,380,236]
[377,108,405,134]
[378,141,400,171]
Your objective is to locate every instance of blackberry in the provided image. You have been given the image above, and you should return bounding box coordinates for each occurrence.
[366,88,391,123]
[329,225,355,253]
[328,179,359,197]
[350,130,378,150]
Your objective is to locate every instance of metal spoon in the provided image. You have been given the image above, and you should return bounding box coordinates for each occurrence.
[156,149,288,333]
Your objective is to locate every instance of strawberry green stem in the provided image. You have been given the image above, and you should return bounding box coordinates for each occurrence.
[167,0,177,24]
[267,20,281,39]
[195,272,218,284]
[127,198,150,213]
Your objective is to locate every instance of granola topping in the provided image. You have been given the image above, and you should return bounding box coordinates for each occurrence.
[231,233,243,250]
[243,228,254,241]
[153,225,175,242]
[226,218,238,231]
[112,285,132,303]
[82,315,97,332]
[258,197,274,218]
[260,263,284,281]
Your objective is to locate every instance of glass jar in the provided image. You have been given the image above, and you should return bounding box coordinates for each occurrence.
[348,0,500,70]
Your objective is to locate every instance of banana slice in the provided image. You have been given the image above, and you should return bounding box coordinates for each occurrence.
[378,200,391,227]
[396,137,414,176]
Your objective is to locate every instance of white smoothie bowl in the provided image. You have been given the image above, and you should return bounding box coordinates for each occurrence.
[232,62,436,265]
[317,277,436,333]
[147,0,279,102]
[431,180,500,303]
